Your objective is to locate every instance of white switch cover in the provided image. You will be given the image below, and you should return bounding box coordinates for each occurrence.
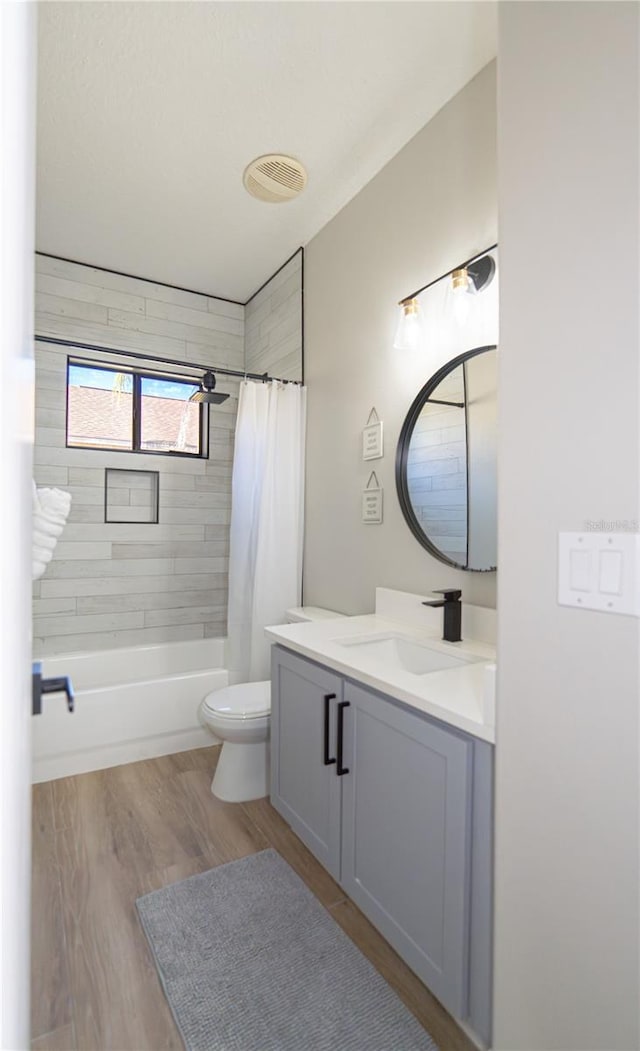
[558,532,640,615]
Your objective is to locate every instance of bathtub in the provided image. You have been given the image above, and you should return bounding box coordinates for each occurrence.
[32,638,228,783]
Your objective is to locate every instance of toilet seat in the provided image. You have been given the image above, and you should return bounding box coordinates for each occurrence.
[202,680,270,722]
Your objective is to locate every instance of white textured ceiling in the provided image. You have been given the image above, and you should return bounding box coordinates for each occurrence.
[37,2,496,302]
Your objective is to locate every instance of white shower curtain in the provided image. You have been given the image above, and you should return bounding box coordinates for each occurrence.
[227,379,306,683]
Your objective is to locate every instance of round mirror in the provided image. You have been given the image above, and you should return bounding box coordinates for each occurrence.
[396,345,497,572]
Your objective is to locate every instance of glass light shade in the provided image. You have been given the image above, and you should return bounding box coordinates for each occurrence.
[393,298,424,351]
[450,267,476,327]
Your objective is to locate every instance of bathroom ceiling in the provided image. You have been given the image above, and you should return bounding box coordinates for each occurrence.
[36,2,497,302]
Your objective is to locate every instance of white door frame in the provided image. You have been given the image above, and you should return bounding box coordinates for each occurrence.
[0,3,37,1047]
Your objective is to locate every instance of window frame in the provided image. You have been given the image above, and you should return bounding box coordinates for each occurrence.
[65,356,209,460]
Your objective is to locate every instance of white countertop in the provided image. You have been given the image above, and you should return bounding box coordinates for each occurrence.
[265,610,496,744]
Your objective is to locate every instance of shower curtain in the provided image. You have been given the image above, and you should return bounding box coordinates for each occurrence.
[227,379,306,683]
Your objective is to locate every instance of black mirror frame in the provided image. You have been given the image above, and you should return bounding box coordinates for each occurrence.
[395,344,497,572]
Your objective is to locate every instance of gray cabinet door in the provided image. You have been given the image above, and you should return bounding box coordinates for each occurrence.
[340,681,473,1017]
[270,646,343,879]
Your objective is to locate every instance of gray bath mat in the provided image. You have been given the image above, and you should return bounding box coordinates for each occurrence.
[136,848,438,1051]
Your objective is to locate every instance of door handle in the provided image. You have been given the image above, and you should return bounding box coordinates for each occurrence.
[323,693,336,766]
[32,662,75,715]
[337,700,350,776]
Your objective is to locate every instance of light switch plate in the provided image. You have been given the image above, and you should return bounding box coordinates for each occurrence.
[558,532,640,615]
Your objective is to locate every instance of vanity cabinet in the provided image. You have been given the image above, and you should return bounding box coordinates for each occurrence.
[270,645,493,1045]
[340,680,472,1016]
[270,648,343,878]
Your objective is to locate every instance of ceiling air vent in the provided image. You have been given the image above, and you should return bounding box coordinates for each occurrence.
[243,154,307,203]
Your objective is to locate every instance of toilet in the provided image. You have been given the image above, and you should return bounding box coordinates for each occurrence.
[199,606,344,803]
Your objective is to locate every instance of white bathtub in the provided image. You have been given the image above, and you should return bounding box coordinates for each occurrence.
[32,638,228,784]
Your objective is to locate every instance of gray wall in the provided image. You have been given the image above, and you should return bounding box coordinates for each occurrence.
[303,62,497,614]
[494,5,639,1049]
[245,250,303,382]
[33,255,244,655]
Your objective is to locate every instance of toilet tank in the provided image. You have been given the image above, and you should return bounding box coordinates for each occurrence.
[285,606,345,624]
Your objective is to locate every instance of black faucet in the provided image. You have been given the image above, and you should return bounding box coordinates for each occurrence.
[422,589,462,642]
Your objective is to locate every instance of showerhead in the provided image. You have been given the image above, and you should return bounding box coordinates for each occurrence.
[189,371,230,405]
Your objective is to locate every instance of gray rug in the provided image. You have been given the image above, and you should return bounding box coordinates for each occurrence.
[136,848,439,1051]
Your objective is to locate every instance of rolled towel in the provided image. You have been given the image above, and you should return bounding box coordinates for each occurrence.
[33,513,66,539]
[33,557,48,580]
[33,528,57,553]
[33,481,72,581]
[38,485,71,512]
[34,485,72,530]
[33,542,53,575]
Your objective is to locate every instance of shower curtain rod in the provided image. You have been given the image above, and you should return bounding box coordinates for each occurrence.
[34,335,301,386]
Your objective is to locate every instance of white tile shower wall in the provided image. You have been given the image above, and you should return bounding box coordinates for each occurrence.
[244,250,303,382]
[33,255,244,656]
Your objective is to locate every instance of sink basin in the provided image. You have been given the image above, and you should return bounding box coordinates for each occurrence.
[336,633,479,675]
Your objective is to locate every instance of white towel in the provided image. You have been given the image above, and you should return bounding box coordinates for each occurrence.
[33,529,57,552]
[33,481,72,581]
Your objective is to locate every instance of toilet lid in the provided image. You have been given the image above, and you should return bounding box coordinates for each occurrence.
[203,680,271,720]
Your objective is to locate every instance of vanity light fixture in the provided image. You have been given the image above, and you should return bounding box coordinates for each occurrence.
[451,268,471,292]
[451,268,473,325]
[394,245,498,351]
[450,255,496,326]
[393,297,425,352]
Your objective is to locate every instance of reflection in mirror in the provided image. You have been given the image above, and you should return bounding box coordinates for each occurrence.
[397,346,497,572]
[406,365,467,565]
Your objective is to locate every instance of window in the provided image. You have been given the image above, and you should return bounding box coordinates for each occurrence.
[66,360,208,458]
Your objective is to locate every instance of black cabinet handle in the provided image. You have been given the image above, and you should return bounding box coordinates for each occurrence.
[337,700,350,776]
[323,693,336,766]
